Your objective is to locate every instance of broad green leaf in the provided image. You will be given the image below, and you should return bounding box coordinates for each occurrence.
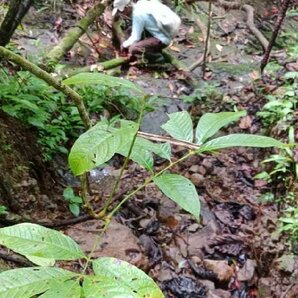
[0,267,77,298]
[39,279,81,298]
[26,255,55,267]
[83,257,164,298]
[196,111,246,144]
[118,137,172,170]
[69,120,138,175]
[136,137,171,160]
[161,111,193,142]
[63,73,144,94]
[0,223,85,260]
[153,173,200,221]
[198,134,285,153]
[118,142,154,170]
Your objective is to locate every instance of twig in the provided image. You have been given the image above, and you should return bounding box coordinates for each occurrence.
[242,5,269,51]
[137,131,200,150]
[202,1,213,78]
[260,0,292,73]
[0,46,91,130]
[188,16,207,72]
[0,251,33,267]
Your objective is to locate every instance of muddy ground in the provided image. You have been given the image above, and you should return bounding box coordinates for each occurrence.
[1,1,298,297]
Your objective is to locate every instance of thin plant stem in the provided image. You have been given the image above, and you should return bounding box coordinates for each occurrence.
[107,150,196,219]
[202,0,212,78]
[102,96,147,214]
[83,149,197,273]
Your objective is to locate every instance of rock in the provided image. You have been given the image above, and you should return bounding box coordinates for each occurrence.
[207,289,231,298]
[200,279,215,290]
[188,223,200,232]
[189,165,201,173]
[237,259,257,281]
[65,219,147,268]
[197,165,207,175]
[201,159,214,174]
[203,259,234,282]
[275,254,295,273]
[190,173,205,186]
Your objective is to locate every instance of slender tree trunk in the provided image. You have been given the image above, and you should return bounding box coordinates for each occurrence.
[260,0,292,73]
[0,0,34,46]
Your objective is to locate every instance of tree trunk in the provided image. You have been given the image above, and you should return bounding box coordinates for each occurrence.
[0,0,34,46]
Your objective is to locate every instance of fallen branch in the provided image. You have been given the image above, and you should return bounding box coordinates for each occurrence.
[162,49,188,71]
[242,4,269,51]
[188,16,207,72]
[44,1,107,69]
[213,0,269,52]
[65,57,129,76]
[0,251,33,267]
[138,131,200,150]
[0,46,91,129]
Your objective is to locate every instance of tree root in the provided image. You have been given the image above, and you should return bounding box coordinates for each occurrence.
[212,0,269,51]
[242,4,269,51]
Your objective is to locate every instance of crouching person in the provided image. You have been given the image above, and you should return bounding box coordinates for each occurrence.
[113,0,181,62]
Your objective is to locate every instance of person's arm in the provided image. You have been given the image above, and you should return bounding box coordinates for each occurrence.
[122,14,144,48]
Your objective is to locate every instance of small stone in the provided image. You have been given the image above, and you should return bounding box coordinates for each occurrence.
[200,279,215,290]
[237,259,256,281]
[197,165,207,175]
[188,223,200,232]
[189,165,200,173]
[202,159,214,173]
[190,173,205,186]
[207,289,231,298]
[203,259,234,282]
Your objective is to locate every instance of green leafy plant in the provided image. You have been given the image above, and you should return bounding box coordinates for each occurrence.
[0,223,164,297]
[0,71,149,160]
[279,206,298,241]
[63,187,83,217]
[255,126,297,203]
[0,73,286,297]
[0,205,7,215]
[67,103,284,221]
[181,81,222,104]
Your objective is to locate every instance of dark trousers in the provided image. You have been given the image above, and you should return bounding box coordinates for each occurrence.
[128,37,167,56]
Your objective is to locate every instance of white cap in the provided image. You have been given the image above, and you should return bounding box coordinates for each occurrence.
[112,0,131,16]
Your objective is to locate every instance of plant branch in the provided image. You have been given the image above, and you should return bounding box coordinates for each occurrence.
[0,46,91,130]
[137,131,200,150]
[102,97,147,213]
[45,1,107,68]
[83,149,197,272]
[260,0,292,73]
[107,150,197,219]
[202,1,212,77]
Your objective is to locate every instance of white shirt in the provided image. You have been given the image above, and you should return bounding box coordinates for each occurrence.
[122,0,179,48]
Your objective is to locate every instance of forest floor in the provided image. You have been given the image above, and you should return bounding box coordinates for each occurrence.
[1,1,298,297]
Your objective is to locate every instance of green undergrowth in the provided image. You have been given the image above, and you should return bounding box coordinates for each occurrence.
[0,69,148,160]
